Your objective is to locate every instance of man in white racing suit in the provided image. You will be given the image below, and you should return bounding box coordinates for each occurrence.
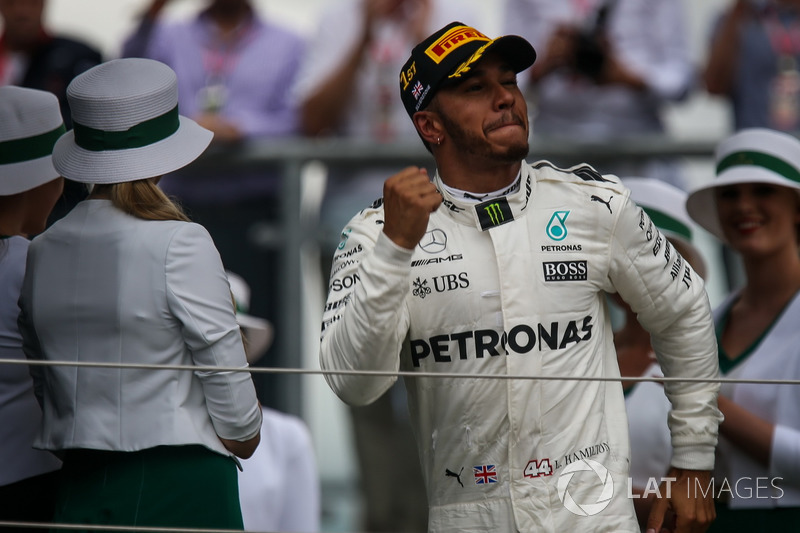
[319,21,723,533]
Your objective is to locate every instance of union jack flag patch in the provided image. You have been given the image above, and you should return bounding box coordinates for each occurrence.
[473,464,497,484]
[412,81,424,100]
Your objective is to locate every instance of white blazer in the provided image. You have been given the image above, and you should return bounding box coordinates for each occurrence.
[18,200,261,456]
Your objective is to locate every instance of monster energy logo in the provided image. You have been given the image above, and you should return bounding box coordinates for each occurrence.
[485,203,504,224]
[476,197,513,230]
[546,211,570,241]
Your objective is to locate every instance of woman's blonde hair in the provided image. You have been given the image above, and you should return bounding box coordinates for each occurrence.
[93,178,189,222]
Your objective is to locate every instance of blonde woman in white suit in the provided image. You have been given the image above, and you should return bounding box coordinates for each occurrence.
[17,58,262,530]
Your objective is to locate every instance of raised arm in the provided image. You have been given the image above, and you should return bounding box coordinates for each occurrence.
[319,167,441,405]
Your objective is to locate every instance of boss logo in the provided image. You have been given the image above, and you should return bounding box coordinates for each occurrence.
[543,261,588,282]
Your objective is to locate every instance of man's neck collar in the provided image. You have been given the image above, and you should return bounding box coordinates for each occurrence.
[436,159,523,194]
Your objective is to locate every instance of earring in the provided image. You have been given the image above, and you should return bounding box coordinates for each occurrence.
[436,136,442,145]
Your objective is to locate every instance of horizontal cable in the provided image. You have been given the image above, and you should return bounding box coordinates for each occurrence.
[2,357,800,385]
[0,521,271,533]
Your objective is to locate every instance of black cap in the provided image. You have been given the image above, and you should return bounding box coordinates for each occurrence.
[399,22,536,119]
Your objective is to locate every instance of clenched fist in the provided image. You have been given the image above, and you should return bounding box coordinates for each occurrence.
[382,167,442,250]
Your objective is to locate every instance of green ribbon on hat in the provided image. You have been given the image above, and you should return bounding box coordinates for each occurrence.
[73,105,179,152]
[0,124,66,165]
[717,150,800,184]
[642,206,692,242]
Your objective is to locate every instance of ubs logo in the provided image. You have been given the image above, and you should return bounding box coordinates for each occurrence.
[419,229,447,254]
[412,273,470,298]
[433,272,469,292]
[543,261,588,281]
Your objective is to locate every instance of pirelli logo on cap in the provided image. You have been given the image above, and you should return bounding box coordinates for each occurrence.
[425,25,490,64]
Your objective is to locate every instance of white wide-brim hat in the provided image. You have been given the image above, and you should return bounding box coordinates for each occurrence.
[0,86,64,195]
[52,57,213,184]
[227,271,274,365]
[624,177,707,278]
[686,128,800,242]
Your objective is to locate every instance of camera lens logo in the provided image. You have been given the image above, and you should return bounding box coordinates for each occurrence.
[556,458,614,516]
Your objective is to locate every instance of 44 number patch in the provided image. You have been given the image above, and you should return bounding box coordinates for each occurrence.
[524,458,553,478]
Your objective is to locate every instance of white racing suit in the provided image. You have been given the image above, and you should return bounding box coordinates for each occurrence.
[320,160,722,532]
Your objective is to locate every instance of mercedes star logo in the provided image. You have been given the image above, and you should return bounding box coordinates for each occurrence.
[419,229,447,253]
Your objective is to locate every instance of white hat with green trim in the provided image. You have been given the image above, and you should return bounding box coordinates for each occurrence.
[0,86,64,195]
[52,58,213,184]
[686,128,800,242]
[624,177,706,278]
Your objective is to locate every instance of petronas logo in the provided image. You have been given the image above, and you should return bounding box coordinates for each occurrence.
[546,211,570,241]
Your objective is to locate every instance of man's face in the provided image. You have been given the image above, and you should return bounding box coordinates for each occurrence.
[0,0,44,45]
[430,53,529,164]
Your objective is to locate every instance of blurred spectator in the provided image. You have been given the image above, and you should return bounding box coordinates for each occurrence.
[0,86,64,533]
[294,2,476,530]
[704,0,800,133]
[0,0,102,225]
[295,0,476,244]
[228,271,320,533]
[614,177,708,530]
[122,0,306,410]
[687,127,800,531]
[0,0,101,126]
[239,407,320,532]
[502,0,693,188]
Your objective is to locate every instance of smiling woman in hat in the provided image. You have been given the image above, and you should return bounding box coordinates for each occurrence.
[687,127,800,531]
[0,85,65,529]
[16,58,262,531]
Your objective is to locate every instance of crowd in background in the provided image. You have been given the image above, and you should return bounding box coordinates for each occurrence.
[3,0,800,532]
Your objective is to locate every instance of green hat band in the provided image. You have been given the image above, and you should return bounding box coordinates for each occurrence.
[73,105,179,152]
[717,150,800,185]
[642,206,692,242]
[0,124,66,165]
